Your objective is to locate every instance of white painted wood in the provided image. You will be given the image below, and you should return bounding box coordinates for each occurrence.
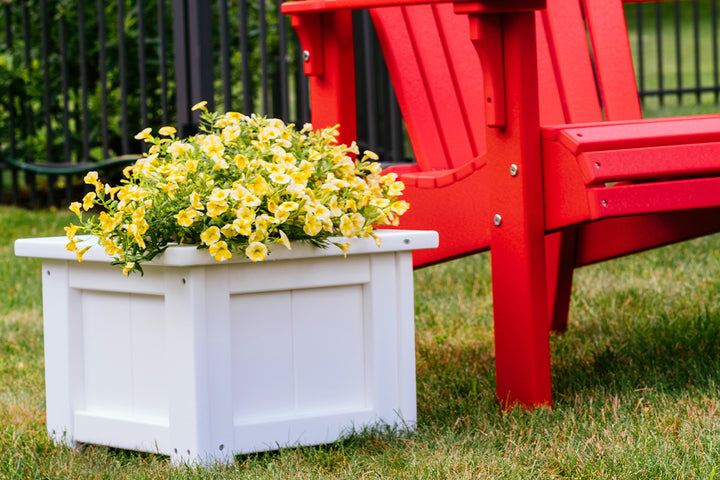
[15,230,438,465]
[15,230,438,265]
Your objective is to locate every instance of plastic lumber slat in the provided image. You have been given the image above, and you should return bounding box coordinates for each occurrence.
[554,116,720,154]
[587,177,720,220]
[577,142,720,185]
[582,0,642,121]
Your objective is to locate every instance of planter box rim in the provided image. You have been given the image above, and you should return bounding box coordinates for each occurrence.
[15,229,438,266]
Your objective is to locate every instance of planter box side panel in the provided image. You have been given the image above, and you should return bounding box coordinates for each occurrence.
[35,243,423,463]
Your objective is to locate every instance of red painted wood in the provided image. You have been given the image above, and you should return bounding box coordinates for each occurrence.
[482,11,552,407]
[545,229,577,333]
[283,0,544,14]
[539,0,603,123]
[289,14,324,76]
[384,164,492,266]
[286,0,720,409]
[575,209,720,267]
[469,13,506,127]
[290,10,358,147]
[587,177,720,220]
[371,4,485,170]
[554,116,720,154]
[578,143,720,185]
[582,0,642,120]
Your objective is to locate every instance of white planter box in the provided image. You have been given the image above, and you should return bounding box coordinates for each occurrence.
[15,230,438,464]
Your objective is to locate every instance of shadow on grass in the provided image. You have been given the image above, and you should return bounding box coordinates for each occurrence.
[551,305,720,404]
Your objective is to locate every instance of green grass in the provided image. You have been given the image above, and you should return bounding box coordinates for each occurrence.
[3,205,720,478]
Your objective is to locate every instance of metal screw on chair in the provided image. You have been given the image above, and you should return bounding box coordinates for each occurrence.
[510,164,518,177]
[303,50,310,62]
[493,214,503,226]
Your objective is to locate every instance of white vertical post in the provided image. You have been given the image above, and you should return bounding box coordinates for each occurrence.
[41,260,79,448]
[164,266,212,464]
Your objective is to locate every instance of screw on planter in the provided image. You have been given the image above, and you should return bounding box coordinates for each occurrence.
[303,50,310,62]
[403,238,410,245]
[594,162,601,169]
[493,214,502,227]
[601,200,608,207]
[510,164,518,177]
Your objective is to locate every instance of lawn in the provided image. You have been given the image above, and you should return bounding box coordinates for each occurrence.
[2,204,720,479]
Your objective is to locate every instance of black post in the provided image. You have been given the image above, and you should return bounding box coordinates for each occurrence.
[173,0,214,137]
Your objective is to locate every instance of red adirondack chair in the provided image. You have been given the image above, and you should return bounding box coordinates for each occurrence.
[281,0,720,407]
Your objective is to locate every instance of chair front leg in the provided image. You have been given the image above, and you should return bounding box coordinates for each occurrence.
[468,7,552,408]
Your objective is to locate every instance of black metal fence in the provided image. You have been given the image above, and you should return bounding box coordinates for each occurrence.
[1,0,719,206]
[626,0,720,111]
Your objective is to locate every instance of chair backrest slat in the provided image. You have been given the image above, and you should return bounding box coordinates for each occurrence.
[369,0,642,171]
[370,3,485,171]
[538,0,604,124]
[581,0,643,121]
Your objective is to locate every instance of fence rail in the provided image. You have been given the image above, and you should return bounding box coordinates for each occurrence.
[1,0,719,206]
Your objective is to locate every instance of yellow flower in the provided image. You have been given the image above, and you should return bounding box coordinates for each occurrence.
[277,230,291,250]
[245,241,268,262]
[200,226,221,246]
[190,192,203,210]
[230,218,253,236]
[191,100,208,111]
[370,198,390,209]
[167,141,189,158]
[122,262,136,275]
[134,127,152,141]
[234,154,248,169]
[174,208,198,227]
[269,172,292,185]
[303,214,323,236]
[65,238,78,252]
[208,188,228,203]
[127,223,147,248]
[159,181,179,198]
[390,200,410,216]
[336,242,350,257]
[200,134,225,160]
[222,125,241,142]
[220,223,239,238]
[101,238,122,256]
[82,192,96,211]
[362,150,379,161]
[76,246,91,263]
[117,184,146,204]
[206,201,228,219]
[62,107,409,274]
[98,212,118,233]
[84,171,99,187]
[249,175,269,197]
[104,184,119,199]
[64,223,80,240]
[159,126,177,137]
[70,202,82,217]
[209,241,232,262]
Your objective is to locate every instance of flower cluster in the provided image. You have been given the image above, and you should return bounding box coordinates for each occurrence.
[65,103,409,275]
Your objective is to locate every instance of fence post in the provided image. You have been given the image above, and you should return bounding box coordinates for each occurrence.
[173,0,214,137]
